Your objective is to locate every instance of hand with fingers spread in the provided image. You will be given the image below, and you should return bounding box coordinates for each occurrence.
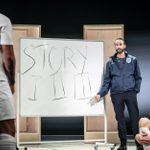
[89,94,101,106]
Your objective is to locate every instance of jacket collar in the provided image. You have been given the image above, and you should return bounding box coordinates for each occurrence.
[111,51,128,62]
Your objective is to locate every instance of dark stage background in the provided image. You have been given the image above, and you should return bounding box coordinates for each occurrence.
[1,0,150,139]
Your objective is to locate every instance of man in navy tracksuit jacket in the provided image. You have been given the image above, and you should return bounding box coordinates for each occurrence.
[92,38,143,150]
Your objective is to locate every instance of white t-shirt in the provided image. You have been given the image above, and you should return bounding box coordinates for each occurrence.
[0,13,15,120]
[0,13,13,81]
[0,13,13,45]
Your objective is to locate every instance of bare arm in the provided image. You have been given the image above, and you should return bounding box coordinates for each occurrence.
[1,45,16,94]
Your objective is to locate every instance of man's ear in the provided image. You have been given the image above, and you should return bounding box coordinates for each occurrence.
[0,45,2,52]
[124,44,126,49]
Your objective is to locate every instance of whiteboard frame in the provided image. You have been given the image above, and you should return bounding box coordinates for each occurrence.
[19,37,104,117]
[17,37,108,148]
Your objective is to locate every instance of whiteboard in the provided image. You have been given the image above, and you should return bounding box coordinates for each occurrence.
[19,38,104,117]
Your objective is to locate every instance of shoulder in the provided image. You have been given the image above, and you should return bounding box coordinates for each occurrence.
[107,57,113,62]
[0,13,13,45]
[0,13,11,24]
[106,57,114,66]
[127,54,137,60]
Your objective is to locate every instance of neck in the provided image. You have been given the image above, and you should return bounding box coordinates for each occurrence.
[117,52,125,58]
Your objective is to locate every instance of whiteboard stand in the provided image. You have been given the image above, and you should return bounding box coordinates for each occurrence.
[16,73,20,149]
[17,38,105,149]
[16,78,115,150]
[16,74,28,150]
[16,75,113,150]
[93,99,116,150]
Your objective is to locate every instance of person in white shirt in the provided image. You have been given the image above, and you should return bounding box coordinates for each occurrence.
[0,13,16,137]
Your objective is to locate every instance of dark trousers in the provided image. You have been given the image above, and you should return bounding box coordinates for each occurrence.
[111,90,139,145]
